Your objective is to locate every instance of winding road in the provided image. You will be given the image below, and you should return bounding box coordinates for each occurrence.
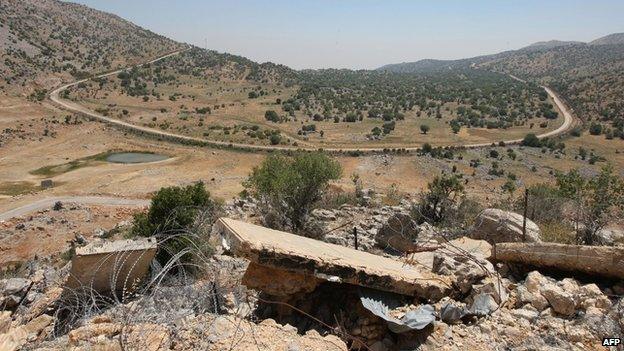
[50,51,577,154]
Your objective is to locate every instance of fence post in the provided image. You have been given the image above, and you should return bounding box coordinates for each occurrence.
[523,188,529,242]
[353,227,358,250]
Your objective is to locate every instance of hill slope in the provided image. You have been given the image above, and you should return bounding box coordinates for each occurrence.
[590,32,624,46]
[0,0,183,95]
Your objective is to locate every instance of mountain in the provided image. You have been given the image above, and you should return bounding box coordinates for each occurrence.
[0,0,183,95]
[0,0,299,96]
[590,32,624,46]
[521,40,583,51]
[377,59,454,73]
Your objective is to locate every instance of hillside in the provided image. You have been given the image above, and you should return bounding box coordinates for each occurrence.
[521,40,583,51]
[0,0,183,96]
[378,33,624,139]
[478,42,624,137]
[590,32,624,46]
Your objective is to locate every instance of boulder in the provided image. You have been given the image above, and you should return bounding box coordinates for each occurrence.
[1,278,31,297]
[0,278,31,309]
[541,285,577,317]
[374,213,419,252]
[469,208,541,244]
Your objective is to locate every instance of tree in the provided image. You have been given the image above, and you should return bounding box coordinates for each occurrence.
[132,182,219,264]
[265,110,279,122]
[521,133,541,147]
[556,165,624,244]
[450,120,461,134]
[412,173,465,225]
[589,123,603,136]
[420,124,430,134]
[244,152,342,232]
[269,134,281,145]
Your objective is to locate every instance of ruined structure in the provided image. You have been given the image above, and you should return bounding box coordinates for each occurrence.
[65,238,157,293]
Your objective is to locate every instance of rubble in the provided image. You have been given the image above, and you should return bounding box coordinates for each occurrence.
[0,199,622,350]
[492,242,624,279]
[65,238,158,293]
[470,208,541,243]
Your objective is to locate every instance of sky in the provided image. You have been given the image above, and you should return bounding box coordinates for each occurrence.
[70,0,624,70]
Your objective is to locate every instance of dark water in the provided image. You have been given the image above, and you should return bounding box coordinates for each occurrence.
[106,152,169,164]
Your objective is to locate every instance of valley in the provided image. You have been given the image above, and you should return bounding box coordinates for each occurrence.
[0,1,622,350]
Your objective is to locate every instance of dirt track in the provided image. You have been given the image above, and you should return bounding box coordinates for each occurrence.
[0,196,149,222]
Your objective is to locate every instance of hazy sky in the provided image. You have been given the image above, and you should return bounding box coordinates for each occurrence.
[70,0,624,70]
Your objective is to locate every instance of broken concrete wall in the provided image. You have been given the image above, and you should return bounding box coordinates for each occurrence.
[215,218,451,301]
[65,238,157,294]
[491,242,624,279]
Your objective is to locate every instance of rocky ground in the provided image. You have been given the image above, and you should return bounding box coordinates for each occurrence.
[0,197,622,350]
[0,202,141,268]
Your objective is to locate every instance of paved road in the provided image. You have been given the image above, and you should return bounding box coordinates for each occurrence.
[50,52,577,154]
[0,196,149,222]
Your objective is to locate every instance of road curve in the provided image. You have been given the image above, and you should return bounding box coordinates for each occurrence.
[50,51,577,154]
[0,196,149,222]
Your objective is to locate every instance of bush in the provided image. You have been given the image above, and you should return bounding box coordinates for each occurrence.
[412,173,465,225]
[521,133,541,147]
[556,164,624,244]
[131,182,219,264]
[265,110,280,122]
[244,151,342,232]
[589,123,603,136]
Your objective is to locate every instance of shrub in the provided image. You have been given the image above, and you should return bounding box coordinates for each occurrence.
[244,152,342,232]
[264,110,280,122]
[131,182,219,264]
[556,164,624,244]
[521,133,541,147]
[589,123,603,136]
[412,173,465,225]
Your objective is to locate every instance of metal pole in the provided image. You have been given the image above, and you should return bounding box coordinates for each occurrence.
[353,227,358,250]
[523,188,529,242]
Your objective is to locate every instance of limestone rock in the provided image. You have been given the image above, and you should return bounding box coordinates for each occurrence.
[541,285,577,317]
[0,314,53,351]
[68,323,122,345]
[374,213,419,252]
[469,208,541,244]
[123,323,171,351]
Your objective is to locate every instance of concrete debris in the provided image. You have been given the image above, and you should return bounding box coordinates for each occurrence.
[470,208,541,244]
[216,217,451,300]
[65,238,157,293]
[492,242,624,279]
[242,262,320,297]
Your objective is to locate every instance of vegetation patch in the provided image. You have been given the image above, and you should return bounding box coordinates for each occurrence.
[0,181,42,196]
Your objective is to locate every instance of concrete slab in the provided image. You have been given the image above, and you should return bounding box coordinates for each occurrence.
[492,242,624,279]
[215,218,451,300]
[65,238,157,293]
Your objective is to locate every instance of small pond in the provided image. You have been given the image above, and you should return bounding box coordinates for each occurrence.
[106,152,169,164]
